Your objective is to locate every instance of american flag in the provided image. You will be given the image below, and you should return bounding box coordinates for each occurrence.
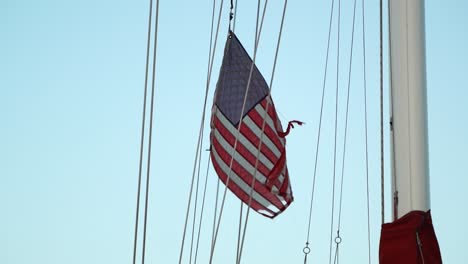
[210,32,298,218]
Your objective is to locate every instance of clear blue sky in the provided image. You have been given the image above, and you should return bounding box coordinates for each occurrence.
[1,0,467,263]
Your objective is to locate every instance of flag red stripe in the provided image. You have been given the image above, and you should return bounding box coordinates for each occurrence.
[217,131,271,178]
[247,108,284,152]
[212,124,286,192]
[211,137,286,211]
[210,154,277,218]
[214,109,280,162]
[280,169,290,196]
[213,114,287,191]
[213,115,276,169]
[213,109,286,191]
[260,98,282,130]
[238,122,279,162]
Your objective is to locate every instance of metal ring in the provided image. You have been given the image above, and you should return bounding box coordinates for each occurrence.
[303,246,311,254]
[335,236,342,244]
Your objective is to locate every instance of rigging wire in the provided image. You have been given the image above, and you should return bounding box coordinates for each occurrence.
[333,0,358,262]
[193,156,213,264]
[336,0,357,233]
[333,240,341,264]
[132,0,154,263]
[303,0,336,262]
[236,1,288,264]
[201,0,222,254]
[387,0,397,221]
[235,1,265,261]
[140,0,160,263]
[235,202,244,264]
[379,0,385,226]
[209,1,267,262]
[178,0,225,263]
[191,2,218,263]
[233,2,243,261]
[189,1,222,260]
[211,171,221,245]
[189,145,204,264]
[362,0,372,263]
[328,0,341,263]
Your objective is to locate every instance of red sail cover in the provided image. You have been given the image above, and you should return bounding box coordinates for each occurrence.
[379,210,442,264]
[210,32,295,218]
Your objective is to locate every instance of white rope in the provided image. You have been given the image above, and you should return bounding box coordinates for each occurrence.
[208,1,266,262]
[236,1,288,263]
[178,0,225,263]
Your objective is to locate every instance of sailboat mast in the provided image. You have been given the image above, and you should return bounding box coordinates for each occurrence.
[388,0,430,220]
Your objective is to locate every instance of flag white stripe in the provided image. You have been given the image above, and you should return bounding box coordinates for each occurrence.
[215,107,286,191]
[242,116,281,157]
[213,130,268,184]
[216,108,281,157]
[213,123,274,170]
[211,147,280,214]
[253,103,286,146]
[213,130,282,193]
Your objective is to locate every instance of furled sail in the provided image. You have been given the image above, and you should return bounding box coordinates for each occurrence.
[379,210,442,264]
[210,32,298,218]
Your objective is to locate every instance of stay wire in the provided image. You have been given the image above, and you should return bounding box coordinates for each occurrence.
[336,0,358,236]
[236,1,288,263]
[189,0,218,262]
[132,0,154,263]
[387,0,397,221]
[207,0,217,94]
[304,0,336,260]
[235,202,244,264]
[379,0,385,225]
[236,1,268,261]
[193,156,212,264]
[233,0,243,261]
[362,0,372,262]
[178,0,225,263]
[180,133,202,264]
[203,0,221,251]
[189,144,204,264]
[328,0,341,263]
[211,172,221,244]
[209,1,266,262]
[333,242,340,264]
[192,2,218,263]
[141,1,160,263]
